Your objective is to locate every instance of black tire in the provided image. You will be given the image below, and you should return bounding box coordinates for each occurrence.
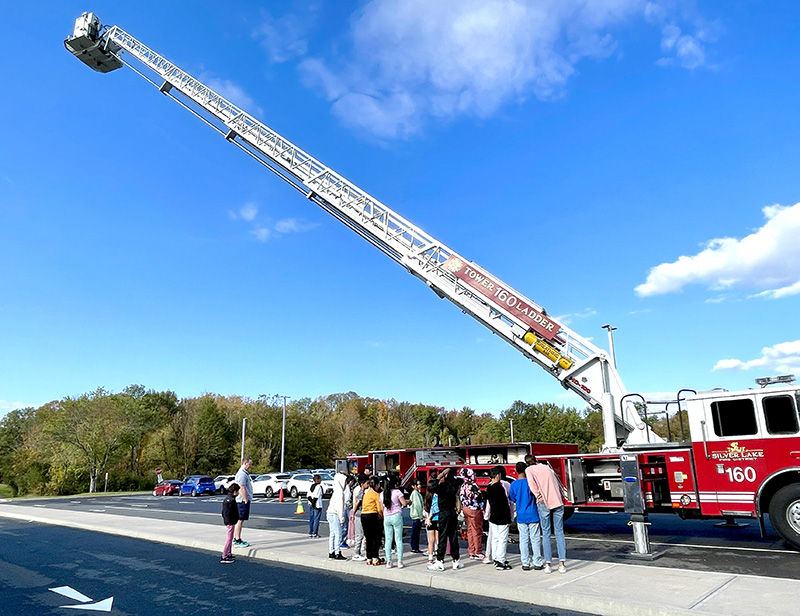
[191,488,197,497]
[769,484,800,550]
[290,486,298,498]
[265,487,274,498]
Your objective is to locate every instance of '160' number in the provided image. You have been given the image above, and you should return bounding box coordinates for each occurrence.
[725,466,756,483]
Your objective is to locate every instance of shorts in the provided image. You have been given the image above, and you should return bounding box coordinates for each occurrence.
[427,520,438,532]
[237,501,250,521]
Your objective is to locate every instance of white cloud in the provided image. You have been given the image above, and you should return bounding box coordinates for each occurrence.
[253,4,320,63]
[291,0,717,138]
[239,203,258,222]
[713,341,800,375]
[201,74,263,117]
[274,218,318,234]
[635,203,800,298]
[0,399,30,415]
[250,226,272,242]
[555,308,597,325]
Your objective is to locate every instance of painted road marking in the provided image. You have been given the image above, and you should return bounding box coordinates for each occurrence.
[49,586,114,612]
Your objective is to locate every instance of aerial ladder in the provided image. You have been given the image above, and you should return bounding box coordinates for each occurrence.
[64,12,663,452]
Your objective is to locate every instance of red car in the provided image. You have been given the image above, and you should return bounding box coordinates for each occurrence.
[153,480,183,496]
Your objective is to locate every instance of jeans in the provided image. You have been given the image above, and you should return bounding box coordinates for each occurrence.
[489,522,509,563]
[518,521,543,566]
[309,507,322,536]
[327,513,343,554]
[383,512,404,563]
[340,508,350,545]
[410,518,423,551]
[537,502,566,563]
[436,508,460,562]
[353,513,365,556]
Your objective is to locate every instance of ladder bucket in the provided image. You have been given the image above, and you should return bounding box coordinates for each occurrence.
[294,497,305,515]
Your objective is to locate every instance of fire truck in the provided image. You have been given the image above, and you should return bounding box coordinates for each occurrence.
[65,13,800,551]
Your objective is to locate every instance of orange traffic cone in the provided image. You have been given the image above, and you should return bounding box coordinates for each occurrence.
[294,496,305,515]
[279,487,284,502]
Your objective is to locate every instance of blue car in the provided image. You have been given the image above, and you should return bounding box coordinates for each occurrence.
[180,475,217,497]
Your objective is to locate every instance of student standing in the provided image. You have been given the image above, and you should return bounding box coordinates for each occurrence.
[509,461,543,571]
[485,466,512,570]
[526,456,567,574]
[457,467,484,560]
[409,479,425,553]
[327,472,348,560]
[360,476,384,566]
[220,483,240,563]
[351,474,369,560]
[308,474,324,538]
[427,467,463,571]
[382,475,407,568]
[423,482,439,564]
[341,475,354,549]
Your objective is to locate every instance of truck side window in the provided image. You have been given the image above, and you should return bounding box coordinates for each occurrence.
[763,395,799,435]
[710,399,758,437]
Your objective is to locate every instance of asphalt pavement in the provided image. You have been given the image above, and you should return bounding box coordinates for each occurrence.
[2,494,799,616]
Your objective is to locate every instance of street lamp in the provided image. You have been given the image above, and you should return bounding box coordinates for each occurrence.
[275,395,290,473]
[240,417,247,461]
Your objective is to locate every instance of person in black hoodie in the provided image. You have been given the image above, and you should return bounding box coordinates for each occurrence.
[427,467,463,571]
[221,483,240,563]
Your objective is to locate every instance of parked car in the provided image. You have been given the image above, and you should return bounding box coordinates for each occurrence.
[251,473,291,497]
[213,475,236,494]
[286,473,334,498]
[153,479,183,496]
[180,475,217,497]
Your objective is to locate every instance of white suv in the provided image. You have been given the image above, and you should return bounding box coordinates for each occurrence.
[286,473,334,498]
[251,473,291,498]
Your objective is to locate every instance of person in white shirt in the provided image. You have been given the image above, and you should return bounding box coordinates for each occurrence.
[233,458,253,547]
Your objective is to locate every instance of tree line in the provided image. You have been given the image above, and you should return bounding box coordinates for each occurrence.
[0,385,682,496]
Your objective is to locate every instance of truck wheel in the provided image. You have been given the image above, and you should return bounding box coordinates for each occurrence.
[290,486,298,498]
[769,484,800,550]
[191,488,197,497]
[265,487,274,498]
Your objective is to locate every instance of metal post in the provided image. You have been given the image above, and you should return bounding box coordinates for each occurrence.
[240,417,247,461]
[510,418,515,443]
[279,396,288,473]
[602,324,618,368]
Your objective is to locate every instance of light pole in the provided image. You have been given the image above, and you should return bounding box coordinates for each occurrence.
[602,324,618,368]
[510,418,515,443]
[240,417,247,461]
[275,395,289,473]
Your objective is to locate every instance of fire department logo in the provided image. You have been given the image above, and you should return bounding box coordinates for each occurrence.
[710,442,764,461]
[443,257,464,274]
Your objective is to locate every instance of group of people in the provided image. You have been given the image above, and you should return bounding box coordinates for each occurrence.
[219,455,568,574]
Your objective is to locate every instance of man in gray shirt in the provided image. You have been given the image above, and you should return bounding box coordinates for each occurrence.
[233,458,253,547]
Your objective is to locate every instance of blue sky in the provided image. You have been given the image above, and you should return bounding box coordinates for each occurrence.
[2,1,799,417]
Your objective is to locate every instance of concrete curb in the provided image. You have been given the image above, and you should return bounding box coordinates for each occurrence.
[0,507,754,616]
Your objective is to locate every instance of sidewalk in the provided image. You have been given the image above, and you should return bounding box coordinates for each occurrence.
[0,503,796,616]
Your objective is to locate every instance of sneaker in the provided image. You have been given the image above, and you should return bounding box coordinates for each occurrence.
[410,549,422,554]
[397,562,404,569]
[558,563,567,574]
[220,556,235,564]
[234,539,249,548]
[544,563,552,574]
[494,561,504,570]
[339,544,349,550]
[352,554,367,561]
[452,559,464,570]
[427,560,445,571]
[522,564,531,571]
[427,554,435,563]
[334,553,347,561]
[482,557,492,564]
[503,563,513,570]
[386,561,394,569]
[533,564,544,571]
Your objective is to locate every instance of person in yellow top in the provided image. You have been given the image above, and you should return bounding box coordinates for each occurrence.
[359,477,384,565]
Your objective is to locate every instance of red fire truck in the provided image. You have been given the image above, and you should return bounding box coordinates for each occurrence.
[65,14,800,550]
